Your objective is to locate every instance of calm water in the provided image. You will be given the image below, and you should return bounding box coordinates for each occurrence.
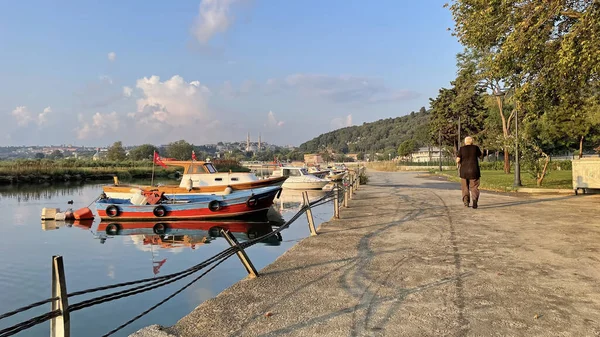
[0,182,333,336]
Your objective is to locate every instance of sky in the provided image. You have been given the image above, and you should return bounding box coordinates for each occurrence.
[0,0,462,147]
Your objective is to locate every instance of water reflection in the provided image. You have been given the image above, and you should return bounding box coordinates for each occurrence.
[93,219,284,249]
[274,189,329,214]
[40,219,94,231]
[0,182,88,203]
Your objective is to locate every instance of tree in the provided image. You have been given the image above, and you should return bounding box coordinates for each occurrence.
[48,150,63,159]
[166,140,194,160]
[397,140,417,158]
[129,144,159,161]
[34,152,45,159]
[106,141,126,161]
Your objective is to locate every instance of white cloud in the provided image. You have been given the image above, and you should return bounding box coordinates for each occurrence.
[331,114,353,130]
[266,110,284,128]
[192,0,240,44]
[107,52,116,62]
[38,106,52,126]
[133,75,212,127]
[77,111,120,140]
[99,75,113,84]
[283,74,419,104]
[11,106,33,126]
[123,86,133,97]
[11,106,53,127]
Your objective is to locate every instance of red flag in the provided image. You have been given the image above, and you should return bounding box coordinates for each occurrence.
[153,152,167,168]
[192,150,197,161]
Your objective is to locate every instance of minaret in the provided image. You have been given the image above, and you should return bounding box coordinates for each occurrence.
[246,132,250,152]
[258,133,262,152]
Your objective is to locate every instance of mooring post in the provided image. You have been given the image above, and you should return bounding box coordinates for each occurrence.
[344,184,349,208]
[220,229,259,278]
[51,256,70,337]
[302,191,318,236]
[333,186,340,219]
[349,172,354,199]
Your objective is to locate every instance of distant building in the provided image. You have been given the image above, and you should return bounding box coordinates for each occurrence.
[410,147,443,163]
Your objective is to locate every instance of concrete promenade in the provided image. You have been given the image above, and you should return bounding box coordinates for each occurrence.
[135,171,600,337]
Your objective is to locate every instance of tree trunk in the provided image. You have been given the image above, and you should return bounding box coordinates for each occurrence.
[503,149,510,174]
[579,135,584,159]
[537,154,550,186]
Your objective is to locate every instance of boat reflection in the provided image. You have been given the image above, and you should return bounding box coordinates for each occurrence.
[274,188,332,214]
[94,219,283,249]
[41,219,94,231]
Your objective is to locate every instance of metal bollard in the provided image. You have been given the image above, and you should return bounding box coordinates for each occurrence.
[302,191,318,236]
[51,256,70,337]
[221,229,259,278]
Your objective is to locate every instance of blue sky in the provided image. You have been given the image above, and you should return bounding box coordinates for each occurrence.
[0,0,461,147]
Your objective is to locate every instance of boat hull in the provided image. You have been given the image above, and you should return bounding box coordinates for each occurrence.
[282,181,329,190]
[103,176,287,199]
[96,187,281,221]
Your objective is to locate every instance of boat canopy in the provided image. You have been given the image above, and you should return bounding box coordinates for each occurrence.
[163,161,219,174]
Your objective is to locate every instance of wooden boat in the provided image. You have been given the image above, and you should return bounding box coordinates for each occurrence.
[96,186,282,221]
[103,160,287,199]
[271,166,330,190]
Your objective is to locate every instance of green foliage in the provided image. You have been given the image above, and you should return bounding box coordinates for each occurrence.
[34,153,45,159]
[129,144,159,161]
[166,140,194,160]
[397,140,417,158]
[211,159,250,172]
[48,150,64,160]
[106,141,126,161]
[299,109,431,155]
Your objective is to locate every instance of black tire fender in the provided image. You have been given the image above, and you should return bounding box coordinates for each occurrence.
[246,195,259,208]
[208,200,221,212]
[153,223,167,234]
[153,205,167,217]
[105,223,120,235]
[106,205,119,217]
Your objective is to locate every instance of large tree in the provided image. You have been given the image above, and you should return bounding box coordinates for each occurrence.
[449,0,600,182]
[166,140,194,160]
[128,144,159,161]
[106,141,126,161]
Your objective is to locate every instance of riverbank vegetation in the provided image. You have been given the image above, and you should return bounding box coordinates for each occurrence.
[0,157,249,185]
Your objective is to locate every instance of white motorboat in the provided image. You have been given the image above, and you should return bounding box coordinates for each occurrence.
[271,166,330,190]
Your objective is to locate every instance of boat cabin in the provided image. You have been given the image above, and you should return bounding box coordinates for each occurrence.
[272,167,311,177]
[163,161,260,188]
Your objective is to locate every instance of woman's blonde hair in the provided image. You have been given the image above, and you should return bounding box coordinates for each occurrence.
[464,136,474,145]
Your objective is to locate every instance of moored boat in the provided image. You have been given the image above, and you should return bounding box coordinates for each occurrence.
[96,186,282,221]
[271,166,330,190]
[103,160,287,199]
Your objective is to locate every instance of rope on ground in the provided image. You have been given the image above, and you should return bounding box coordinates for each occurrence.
[0,310,61,337]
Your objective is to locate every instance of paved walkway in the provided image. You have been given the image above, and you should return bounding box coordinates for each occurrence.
[134,171,600,337]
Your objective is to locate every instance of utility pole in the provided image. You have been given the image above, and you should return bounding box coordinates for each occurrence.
[458,116,461,175]
[513,109,522,187]
[438,129,442,172]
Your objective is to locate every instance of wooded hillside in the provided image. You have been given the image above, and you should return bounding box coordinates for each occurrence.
[298,108,431,156]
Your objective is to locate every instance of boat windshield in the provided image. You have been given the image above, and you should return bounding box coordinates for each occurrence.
[300,168,309,175]
[205,163,218,173]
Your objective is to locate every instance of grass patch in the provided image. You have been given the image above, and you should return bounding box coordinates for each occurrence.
[366,162,399,172]
[434,170,573,191]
